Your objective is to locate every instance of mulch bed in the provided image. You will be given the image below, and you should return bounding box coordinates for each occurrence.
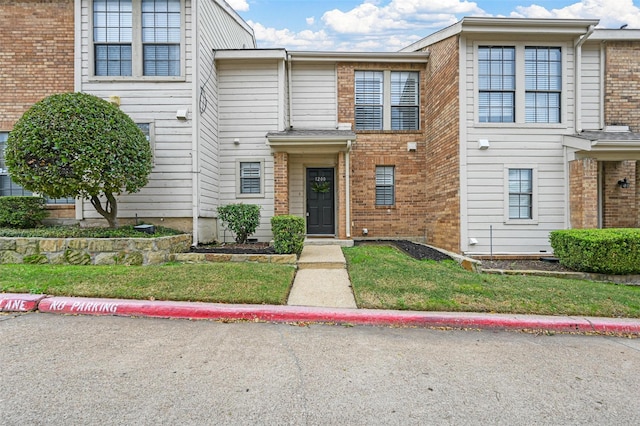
[190,242,276,255]
[355,239,452,261]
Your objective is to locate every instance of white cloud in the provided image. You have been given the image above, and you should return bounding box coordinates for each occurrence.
[510,0,640,28]
[306,16,315,25]
[226,0,249,12]
[249,21,334,50]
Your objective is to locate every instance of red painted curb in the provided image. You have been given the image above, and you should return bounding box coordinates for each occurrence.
[0,293,47,312]
[34,296,640,335]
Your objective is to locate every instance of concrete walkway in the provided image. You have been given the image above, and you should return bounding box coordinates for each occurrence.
[287,244,357,309]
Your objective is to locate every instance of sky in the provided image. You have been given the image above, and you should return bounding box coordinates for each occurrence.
[225,0,640,51]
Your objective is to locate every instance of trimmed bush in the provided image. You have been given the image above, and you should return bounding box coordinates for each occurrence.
[271,215,305,255]
[550,228,640,274]
[0,196,48,228]
[217,203,261,244]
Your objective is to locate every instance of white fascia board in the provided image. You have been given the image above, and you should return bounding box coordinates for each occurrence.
[289,51,429,63]
[215,49,288,60]
[400,21,462,52]
[589,29,640,41]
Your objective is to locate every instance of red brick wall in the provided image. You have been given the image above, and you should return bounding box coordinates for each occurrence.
[422,36,460,252]
[337,62,428,241]
[569,158,598,228]
[602,160,637,228]
[605,41,640,132]
[0,0,74,130]
[273,152,289,215]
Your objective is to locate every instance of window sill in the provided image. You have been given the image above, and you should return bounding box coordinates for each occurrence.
[375,205,396,209]
[504,219,538,225]
[88,75,186,83]
[474,122,567,130]
[356,130,423,135]
[236,194,265,199]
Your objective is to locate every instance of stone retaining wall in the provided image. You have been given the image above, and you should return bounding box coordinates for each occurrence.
[0,234,193,266]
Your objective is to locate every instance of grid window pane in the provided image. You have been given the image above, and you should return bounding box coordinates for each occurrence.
[142,0,180,76]
[525,47,561,123]
[375,166,395,206]
[240,162,261,194]
[478,46,515,122]
[93,0,132,76]
[355,71,383,130]
[508,169,532,219]
[391,71,419,130]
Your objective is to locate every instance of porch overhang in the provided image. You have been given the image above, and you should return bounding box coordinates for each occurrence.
[563,131,640,161]
[266,129,355,154]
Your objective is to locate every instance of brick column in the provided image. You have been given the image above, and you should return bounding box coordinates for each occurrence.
[273,152,289,216]
[602,160,637,228]
[569,158,598,229]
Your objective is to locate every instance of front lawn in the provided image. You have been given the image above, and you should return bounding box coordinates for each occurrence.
[0,263,295,305]
[343,245,640,318]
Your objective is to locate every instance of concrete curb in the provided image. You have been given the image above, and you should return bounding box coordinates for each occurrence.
[2,293,640,335]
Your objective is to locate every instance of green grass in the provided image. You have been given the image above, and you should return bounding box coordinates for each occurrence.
[0,263,295,305]
[343,245,640,318]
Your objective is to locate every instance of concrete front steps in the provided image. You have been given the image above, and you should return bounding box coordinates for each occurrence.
[287,244,357,309]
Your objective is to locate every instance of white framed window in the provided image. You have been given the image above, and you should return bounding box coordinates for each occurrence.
[136,121,155,164]
[355,70,419,131]
[92,0,184,78]
[504,166,538,224]
[375,166,395,206]
[236,160,264,198]
[476,43,564,126]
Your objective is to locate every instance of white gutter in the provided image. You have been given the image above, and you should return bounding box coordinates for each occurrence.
[574,25,596,133]
[191,0,200,246]
[287,52,293,128]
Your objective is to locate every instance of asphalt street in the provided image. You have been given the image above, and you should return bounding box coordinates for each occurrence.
[1,312,639,425]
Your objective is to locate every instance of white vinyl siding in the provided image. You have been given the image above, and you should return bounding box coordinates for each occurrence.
[464,37,574,254]
[290,62,337,129]
[580,44,602,130]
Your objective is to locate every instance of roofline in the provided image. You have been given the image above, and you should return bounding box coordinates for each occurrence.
[401,17,600,52]
[215,49,288,60]
[214,0,256,45]
[288,50,429,63]
[589,28,640,41]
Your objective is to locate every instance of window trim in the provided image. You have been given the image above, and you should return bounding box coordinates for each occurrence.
[89,0,186,81]
[375,165,395,206]
[236,159,265,198]
[474,41,567,127]
[355,70,420,131]
[135,121,156,165]
[504,165,538,225]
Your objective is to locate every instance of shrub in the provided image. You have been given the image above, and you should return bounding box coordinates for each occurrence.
[5,92,152,228]
[271,215,305,255]
[217,204,261,244]
[550,228,640,274]
[0,196,48,228]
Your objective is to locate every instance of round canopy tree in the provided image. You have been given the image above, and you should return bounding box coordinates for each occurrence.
[5,92,153,228]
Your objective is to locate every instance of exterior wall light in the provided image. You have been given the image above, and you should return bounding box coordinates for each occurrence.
[618,178,630,188]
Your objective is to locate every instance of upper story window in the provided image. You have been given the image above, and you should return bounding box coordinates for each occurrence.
[355,70,419,131]
[478,44,562,125]
[525,47,561,123]
[478,46,515,123]
[93,0,182,78]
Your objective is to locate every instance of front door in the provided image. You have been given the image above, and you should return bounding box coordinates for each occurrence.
[306,168,335,235]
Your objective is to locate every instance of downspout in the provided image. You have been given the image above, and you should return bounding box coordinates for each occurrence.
[74,0,83,221]
[191,0,200,246]
[345,140,351,238]
[287,52,293,128]
[574,25,596,133]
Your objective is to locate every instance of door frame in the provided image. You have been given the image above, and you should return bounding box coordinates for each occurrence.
[306,167,336,236]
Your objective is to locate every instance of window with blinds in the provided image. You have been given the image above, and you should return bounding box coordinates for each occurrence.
[240,162,261,194]
[93,0,182,77]
[478,46,515,123]
[355,71,383,130]
[508,168,532,219]
[375,166,395,206]
[391,71,419,130]
[525,47,561,123]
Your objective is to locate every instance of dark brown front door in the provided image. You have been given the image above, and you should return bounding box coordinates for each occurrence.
[306,168,335,235]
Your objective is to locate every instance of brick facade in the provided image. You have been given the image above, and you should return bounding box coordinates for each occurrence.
[602,160,638,228]
[337,61,428,241]
[273,152,289,215]
[422,36,461,252]
[0,0,75,130]
[569,158,598,229]
[605,41,640,132]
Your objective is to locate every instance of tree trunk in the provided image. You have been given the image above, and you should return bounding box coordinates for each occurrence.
[90,193,119,228]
